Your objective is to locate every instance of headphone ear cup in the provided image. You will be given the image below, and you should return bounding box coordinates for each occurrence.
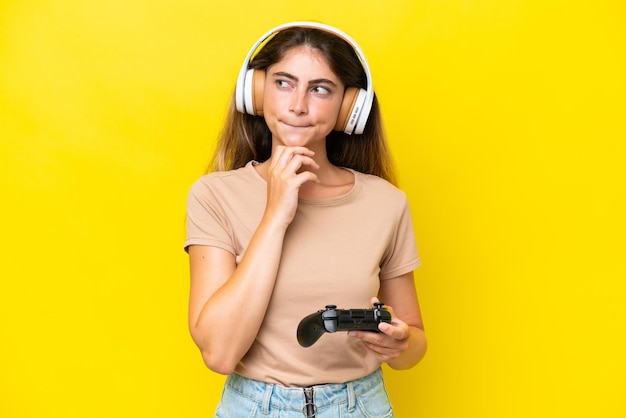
[335,87,359,132]
[243,69,266,116]
[335,87,367,134]
[252,70,265,116]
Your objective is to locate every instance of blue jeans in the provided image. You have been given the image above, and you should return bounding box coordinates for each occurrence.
[215,368,394,417]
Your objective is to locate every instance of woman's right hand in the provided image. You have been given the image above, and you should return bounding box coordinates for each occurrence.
[262,145,319,228]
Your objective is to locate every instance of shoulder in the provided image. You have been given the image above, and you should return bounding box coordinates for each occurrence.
[189,162,260,196]
[186,163,266,214]
[352,170,407,202]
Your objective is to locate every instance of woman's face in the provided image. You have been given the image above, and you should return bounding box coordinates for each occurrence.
[262,45,345,150]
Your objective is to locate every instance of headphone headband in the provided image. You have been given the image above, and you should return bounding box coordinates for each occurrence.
[235,22,374,135]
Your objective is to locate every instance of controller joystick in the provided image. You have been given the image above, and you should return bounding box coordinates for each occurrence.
[297,303,392,347]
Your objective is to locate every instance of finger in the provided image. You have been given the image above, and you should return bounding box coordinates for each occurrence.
[379,319,410,341]
[368,297,400,334]
[271,146,315,163]
[273,147,298,170]
[293,170,319,187]
[370,298,403,329]
[270,148,318,174]
[362,341,401,362]
[268,145,286,169]
[283,146,315,157]
[287,154,320,174]
[350,330,393,348]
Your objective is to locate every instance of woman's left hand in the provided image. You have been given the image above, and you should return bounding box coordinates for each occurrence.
[347,298,411,363]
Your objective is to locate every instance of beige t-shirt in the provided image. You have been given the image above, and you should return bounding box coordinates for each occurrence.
[185,161,420,387]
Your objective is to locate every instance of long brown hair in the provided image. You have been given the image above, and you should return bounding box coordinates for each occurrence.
[208,26,397,185]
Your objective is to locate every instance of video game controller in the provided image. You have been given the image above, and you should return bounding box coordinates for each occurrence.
[297,303,392,347]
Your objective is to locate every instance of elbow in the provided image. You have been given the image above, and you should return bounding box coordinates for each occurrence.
[200,349,239,375]
[189,326,238,374]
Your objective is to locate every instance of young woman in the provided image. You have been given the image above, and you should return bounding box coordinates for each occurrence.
[185,22,427,417]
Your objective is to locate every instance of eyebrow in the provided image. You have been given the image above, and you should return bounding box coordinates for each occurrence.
[272,71,339,87]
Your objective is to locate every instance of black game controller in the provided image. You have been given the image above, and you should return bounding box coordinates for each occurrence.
[297,303,392,347]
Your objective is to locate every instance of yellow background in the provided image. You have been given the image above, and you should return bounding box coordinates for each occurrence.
[1,0,624,417]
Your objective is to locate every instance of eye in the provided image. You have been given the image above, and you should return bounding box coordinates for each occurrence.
[276,79,292,90]
[312,85,331,96]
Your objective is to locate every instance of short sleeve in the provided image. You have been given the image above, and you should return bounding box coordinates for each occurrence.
[183,178,236,254]
[379,196,421,280]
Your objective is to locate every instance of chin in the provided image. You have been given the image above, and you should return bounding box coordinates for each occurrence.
[275,131,316,147]
[281,130,334,147]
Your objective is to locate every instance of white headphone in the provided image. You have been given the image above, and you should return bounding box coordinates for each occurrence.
[234,21,374,135]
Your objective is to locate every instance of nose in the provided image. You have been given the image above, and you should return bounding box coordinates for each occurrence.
[289,89,308,115]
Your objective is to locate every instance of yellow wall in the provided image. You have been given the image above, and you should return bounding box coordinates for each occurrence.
[1,0,624,417]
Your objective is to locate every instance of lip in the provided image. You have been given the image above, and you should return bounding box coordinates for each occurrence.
[280,120,311,129]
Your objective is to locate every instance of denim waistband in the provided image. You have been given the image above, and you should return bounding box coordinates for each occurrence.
[224,368,383,413]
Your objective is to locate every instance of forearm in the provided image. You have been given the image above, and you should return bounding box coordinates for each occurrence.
[189,147,321,373]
